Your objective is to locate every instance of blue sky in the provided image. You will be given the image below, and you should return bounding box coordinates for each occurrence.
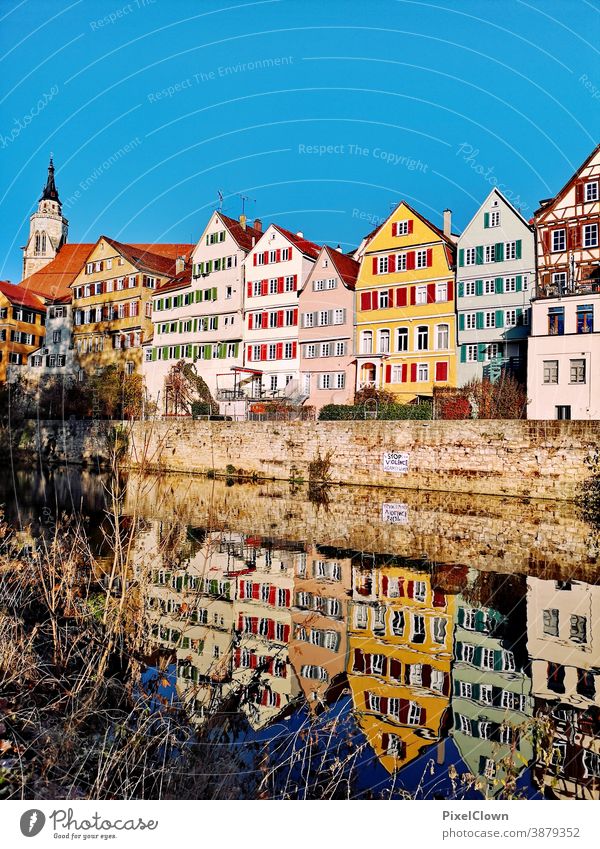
[0,0,598,281]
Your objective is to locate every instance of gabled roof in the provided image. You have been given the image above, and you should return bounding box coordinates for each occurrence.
[155,265,192,295]
[219,213,264,251]
[364,200,456,254]
[101,236,181,277]
[19,243,94,300]
[129,243,195,260]
[271,224,321,258]
[323,246,360,288]
[0,279,45,311]
[535,142,600,218]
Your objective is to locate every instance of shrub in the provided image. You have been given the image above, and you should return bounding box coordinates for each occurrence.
[191,401,212,418]
[318,403,432,421]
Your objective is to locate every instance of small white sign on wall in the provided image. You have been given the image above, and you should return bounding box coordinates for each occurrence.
[382,451,409,473]
[382,503,409,524]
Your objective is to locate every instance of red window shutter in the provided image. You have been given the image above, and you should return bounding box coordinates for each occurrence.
[247,281,252,297]
[426,248,433,267]
[381,575,388,595]
[388,254,396,273]
[267,619,275,639]
[284,589,291,607]
[372,291,379,310]
[277,311,284,328]
[276,343,283,360]
[385,364,391,383]
[253,254,257,266]
[433,588,446,607]
[443,672,450,696]
[276,249,281,261]
[397,287,407,307]
[447,279,453,301]
[435,361,448,382]
[399,699,409,723]
[247,346,252,362]
[575,182,584,204]
[407,580,414,598]
[410,363,417,382]
[390,658,402,680]
[282,624,290,642]
[268,586,277,605]
[380,697,388,713]
[388,287,394,305]
[407,252,415,270]
[277,276,284,293]
[407,219,413,234]
[427,283,436,303]
[422,665,432,688]
[401,363,407,383]
[291,341,297,358]
[571,226,581,249]
[372,257,378,274]
[237,613,244,631]
[292,310,298,325]
[410,286,416,305]
[361,292,371,310]
[392,222,397,237]
[420,707,426,725]
[261,345,267,361]
[381,732,389,751]
[262,311,269,328]
[252,583,260,599]
[293,275,298,290]
[261,279,267,296]
[542,231,551,253]
[398,578,405,596]
[248,313,253,329]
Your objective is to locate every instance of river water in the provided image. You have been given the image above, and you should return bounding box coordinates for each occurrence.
[2,466,599,800]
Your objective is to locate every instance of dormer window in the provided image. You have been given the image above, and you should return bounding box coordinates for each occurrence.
[322,258,329,267]
[392,220,412,236]
[585,181,598,202]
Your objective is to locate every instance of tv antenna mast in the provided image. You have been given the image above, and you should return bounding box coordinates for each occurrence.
[237,192,256,216]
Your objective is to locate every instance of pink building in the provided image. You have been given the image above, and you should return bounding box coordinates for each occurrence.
[298,246,359,410]
[243,225,320,397]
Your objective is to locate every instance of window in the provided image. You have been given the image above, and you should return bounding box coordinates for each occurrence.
[378,329,390,353]
[415,250,428,269]
[552,229,566,252]
[333,308,344,324]
[319,374,331,390]
[459,681,472,699]
[583,223,598,248]
[485,244,496,263]
[479,684,493,705]
[552,272,567,294]
[570,358,586,384]
[303,312,314,328]
[465,312,476,330]
[407,702,422,725]
[585,181,598,202]
[334,341,346,356]
[396,327,408,351]
[461,643,475,663]
[432,617,447,644]
[391,610,404,636]
[505,241,517,260]
[436,324,449,350]
[459,715,472,735]
[543,360,558,384]
[484,279,495,295]
[378,290,389,309]
[411,614,425,644]
[378,256,388,274]
[305,343,316,359]
[502,651,515,672]
[556,405,571,420]
[570,614,587,644]
[548,307,564,335]
[335,372,345,389]
[413,581,426,602]
[318,310,330,327]
[464,280,475,296]
[416,285,427,304]
[478,721,492,740]
[481,648,495,670]
[490,210,500,227]
[483,758,496,780]
[463,608,476,630]
[396,252,407,271]
[504,276,516,293]
[416,326,428,351]
[436,281,447,302]
[543,608,559,637]
[395,220,410,236]
[484,311,496,328]
[417,363,429,382]
[252,280,261,297]
[361,330,373,354]
[577,304,593,333]
[465,247,476,266]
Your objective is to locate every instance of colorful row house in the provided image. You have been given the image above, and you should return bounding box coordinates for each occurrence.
[456,188,535,384]
[354,202,457,403]
[527,144,600,420]
[0,281,46,382]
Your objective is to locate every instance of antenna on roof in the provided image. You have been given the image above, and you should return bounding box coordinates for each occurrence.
[217,190,223,210]
[237,192,256,216]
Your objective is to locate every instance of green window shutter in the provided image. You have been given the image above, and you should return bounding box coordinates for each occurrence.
[205,345,212,359]
[476,312,484,330]
[234,342,239,356]
[474,610,486,631]
[199,262,204,274]
[515,239,522,259]
[473,646,483,667]
[162,346,168,359]
[495,242,504,262]
[484,213,489,228]
[157,299,163,310]
[456,640,463,657]
[206,261,212,273]
[495,277,503,294]
[495,310,504,328]
[475,246,483,265]
[477,343,486,361]
[515,275,522,292]
[178,321,182,333]
[218,343,226,359]
[211,287,217,301]
[458,282,464,298]
[475,280,483,296]
[176,576,183,591]
[516,307,523,323]
[458,249,464,267]
[460,345,467,362]
[493,651,503,671]
[174,345,181,358]
[194,318,198,332]
[195,290,201,302]
[151,348,157,361]
[457,607,465,627]
[459,313,465,331]
[214,316,218,328]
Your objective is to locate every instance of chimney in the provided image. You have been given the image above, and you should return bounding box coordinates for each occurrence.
[443,209,452,237]
[253,218,262,232]
[335,244,342,253]
[296,231,304,239]
[239,213,247,230]
[175,256,185,274]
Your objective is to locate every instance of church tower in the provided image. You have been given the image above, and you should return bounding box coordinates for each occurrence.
[22,156,69,279]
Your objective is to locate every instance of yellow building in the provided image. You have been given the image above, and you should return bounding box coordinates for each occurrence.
[0,280,46,383]
[355,202,457,402]
[71,237,192,377]
[348,563,454,774]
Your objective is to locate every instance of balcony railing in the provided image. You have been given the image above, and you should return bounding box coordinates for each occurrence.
[534,281,600,300]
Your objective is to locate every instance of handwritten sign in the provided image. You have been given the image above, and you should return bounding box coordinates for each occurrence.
[382,503,409,524]
[382,451,409,473]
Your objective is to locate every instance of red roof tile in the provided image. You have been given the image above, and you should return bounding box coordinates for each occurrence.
[219,214,264,251]
[273,225,321,258]
[324,246,360,288]
[0,279,46,310]
[19,243,94,300]
[102,236,183,277]
[129,243,195,260]
[155,265,192,295]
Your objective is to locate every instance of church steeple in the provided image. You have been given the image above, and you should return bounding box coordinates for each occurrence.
[40,155,60,205]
